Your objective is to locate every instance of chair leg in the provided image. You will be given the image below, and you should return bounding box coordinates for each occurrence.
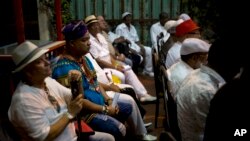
[155,98,160,128]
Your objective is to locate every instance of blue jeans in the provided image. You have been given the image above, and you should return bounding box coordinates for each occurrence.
[89,101,132,140]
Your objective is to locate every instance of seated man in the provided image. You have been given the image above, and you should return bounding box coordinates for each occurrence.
[97,15,142,74]
[167,38,210,101]
[115,12,154,77]
[165,18,201,69]
[53,21,157,141]
[85,15,156,103]
[85,52,147,119]
[8,41,115,141]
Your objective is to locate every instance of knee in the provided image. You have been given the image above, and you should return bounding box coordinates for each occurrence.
[104,134,115,141]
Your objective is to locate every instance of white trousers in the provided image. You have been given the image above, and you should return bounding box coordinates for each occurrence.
[89,131,115,141]
[143,46,153,73]
[100,68,148,98]
[106,91,147,135]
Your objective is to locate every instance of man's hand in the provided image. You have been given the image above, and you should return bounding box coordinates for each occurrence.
[109,83,121,92]
[67,94,84,117]
[68,70,82,82]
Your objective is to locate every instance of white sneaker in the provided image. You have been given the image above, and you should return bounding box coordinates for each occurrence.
[142,71,154,77]
[144,122,152,128]
[140,95,157,102]
[138,134,157,141]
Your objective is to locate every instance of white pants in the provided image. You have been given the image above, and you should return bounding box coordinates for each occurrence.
[89,131,115,141]
[106,91,147,135]
[143,46,153,73]
[100,68,148,98]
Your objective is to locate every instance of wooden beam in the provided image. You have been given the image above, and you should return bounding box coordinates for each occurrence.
[14,0,25,44]
[55,0,63,40]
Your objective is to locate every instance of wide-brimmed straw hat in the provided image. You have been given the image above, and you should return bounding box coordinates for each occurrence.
[12,41,48,73]
[85,15,98,26]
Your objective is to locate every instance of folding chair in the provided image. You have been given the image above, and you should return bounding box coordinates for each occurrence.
[160,65,182,141]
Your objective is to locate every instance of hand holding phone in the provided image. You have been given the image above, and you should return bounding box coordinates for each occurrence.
[68,70,83,99]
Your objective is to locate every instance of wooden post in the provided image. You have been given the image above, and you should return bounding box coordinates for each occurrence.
[14,0,25,44]
[55,0,63,40]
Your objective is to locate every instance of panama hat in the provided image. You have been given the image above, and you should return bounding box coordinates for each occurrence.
[85,15,98,26]
[12,41,48,73]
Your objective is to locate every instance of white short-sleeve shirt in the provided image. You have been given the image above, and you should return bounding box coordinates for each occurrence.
[89,33,112,63]
[8,77,76,141]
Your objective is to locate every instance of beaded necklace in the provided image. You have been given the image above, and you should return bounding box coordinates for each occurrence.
[63,55,100,92]
[44,84,61,113]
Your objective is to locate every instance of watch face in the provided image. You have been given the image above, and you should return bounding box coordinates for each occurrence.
[66,112,74,120]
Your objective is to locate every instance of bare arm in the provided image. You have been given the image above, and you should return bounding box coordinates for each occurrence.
[45,94,85,141]
[99,82,121,92]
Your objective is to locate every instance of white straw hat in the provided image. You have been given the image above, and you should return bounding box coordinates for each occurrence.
[12,41,48,73]
[85,15,98,26]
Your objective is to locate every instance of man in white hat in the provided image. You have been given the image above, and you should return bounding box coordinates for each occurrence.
[85,15,157,103]
[164,18,201,69]
[176,39,228,141]
[8,41,115,141]
[115,12,154,77]
[166,38,211,101]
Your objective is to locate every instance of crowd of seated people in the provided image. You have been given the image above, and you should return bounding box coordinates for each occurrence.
[2,6,248,141]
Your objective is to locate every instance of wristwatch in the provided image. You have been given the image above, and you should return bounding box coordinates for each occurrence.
[65,112,74,120]
[102,105,109,115]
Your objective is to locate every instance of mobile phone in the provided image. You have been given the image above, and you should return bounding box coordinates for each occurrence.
[70,80,80,99]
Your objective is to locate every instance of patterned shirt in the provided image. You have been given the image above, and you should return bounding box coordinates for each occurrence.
[52,56,105,106]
